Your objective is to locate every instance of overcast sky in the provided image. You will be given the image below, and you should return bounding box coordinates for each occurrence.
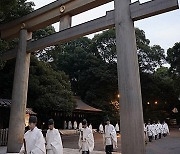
[28,0,180,51]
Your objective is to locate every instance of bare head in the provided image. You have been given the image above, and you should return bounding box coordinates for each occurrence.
[106,118,110,125]
[82,119,88,128]
[28,116,37,130]
[48,119,54,130]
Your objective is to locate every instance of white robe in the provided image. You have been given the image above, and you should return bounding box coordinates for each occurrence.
[46,128,63,154]
[89,124,92,130]
[146,124,153,136]
[74,121,77,129]
[79,123,82,130]
[19,127,46,154]
[162,123,169,134]
[151,124,158,136]
[64,121,67,129]
[78,127,94,152]
[68,121,72,129]
[156,123,162,134]
[115,123,120,132]
[104,124,117,148]
[99,124,104,133]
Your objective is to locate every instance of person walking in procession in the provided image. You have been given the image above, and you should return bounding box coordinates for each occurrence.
[19,116,46,154]
[46,119,63,154]
[115,122,120,134]
[152,121,158,140]
[162,121,170,137]
[104,118,117,154]
[146,121,153,142]
[156,120,162,139]
[78,119,94,154]
[99,123,104,134]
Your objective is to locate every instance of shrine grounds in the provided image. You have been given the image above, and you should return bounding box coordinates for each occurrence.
[0,128,180,154]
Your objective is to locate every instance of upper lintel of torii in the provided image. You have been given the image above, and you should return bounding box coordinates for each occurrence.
[0,0,113,40]
[0,0,178,40]
[0,0,179,61]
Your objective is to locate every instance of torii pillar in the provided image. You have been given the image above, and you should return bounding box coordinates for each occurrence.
[7,28,32,153]
[115,0,145,153]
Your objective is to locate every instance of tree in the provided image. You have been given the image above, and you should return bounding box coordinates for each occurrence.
[167,42,180,123]
[0,0,34,69]
[92,28,166,72]
[0,0,34,23]
[0,56,75,113]
[167,42,180,77]
[28,56,75,112]
[47,37,118,120]
[92,28,116,63]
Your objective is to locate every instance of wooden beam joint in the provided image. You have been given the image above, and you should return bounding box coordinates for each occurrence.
[130,0,179,21]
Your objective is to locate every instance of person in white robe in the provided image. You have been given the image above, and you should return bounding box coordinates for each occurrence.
[19,116,46,154]
[68,121,72,129]
[146,121,153,142]
[144,123,148,144]
[46,119,63,154]
[104,118,117,154]
[74,121,78,130]
[99,123,104,134]
[78,119,94,154]
[64,121,67,129]
[79,122,83,131]
[115,123,120,134]
[162,121,169,137]
[152,121,158,140]
[156,121,162,139]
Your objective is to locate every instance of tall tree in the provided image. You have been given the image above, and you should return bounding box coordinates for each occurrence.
[0,0,34,23]
[0,56,75,113]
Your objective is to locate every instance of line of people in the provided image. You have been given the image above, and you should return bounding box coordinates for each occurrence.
[19,116,118,154]
[145,120,170,143]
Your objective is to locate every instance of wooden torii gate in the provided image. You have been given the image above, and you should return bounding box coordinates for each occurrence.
[0,0,179,153]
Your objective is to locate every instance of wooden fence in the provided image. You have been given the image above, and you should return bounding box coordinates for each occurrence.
[0,129,8,146]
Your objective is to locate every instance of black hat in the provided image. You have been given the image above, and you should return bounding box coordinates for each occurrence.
[82,119,87,125]
[29,116,37,124]
[48,119,54,125]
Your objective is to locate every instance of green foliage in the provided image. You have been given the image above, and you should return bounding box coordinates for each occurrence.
[135,28,165,72]
[47,37,118,119]
[0,56,75,113]
[28,56,75,112]
[167,42,180,77]
[0,0,34,23]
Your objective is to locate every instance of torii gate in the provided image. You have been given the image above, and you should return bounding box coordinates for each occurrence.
[0,0,179,153]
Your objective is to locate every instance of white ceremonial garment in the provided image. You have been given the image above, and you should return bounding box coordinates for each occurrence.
[115,123,120,132]
[78,127,94,152]
[104,124,117,148]
[99,124,104,133]
[89,124,92,130]
[46,128,63,154]
[156,123,162,134]
[162,123,169,134]
[79,123,82,130]
[64,121,67,129]
[74,121,78,129]
[146,124,153,136]
[68,121,72,129]
[154,124,158,136]
[19,127,46,154]
[144,124,147,132]
[151,124,157,137]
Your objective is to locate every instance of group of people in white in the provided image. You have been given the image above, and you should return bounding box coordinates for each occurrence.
[63,120,93,131]
[144,120,169,143]
[19,116,118,154]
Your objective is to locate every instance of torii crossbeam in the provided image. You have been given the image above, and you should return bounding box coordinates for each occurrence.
[0,0,179,153]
